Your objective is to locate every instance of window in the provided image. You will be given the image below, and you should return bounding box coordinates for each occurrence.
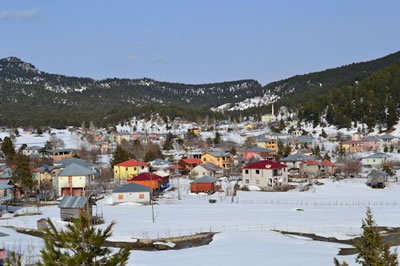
[125,167,128,171]
[256,170,260,175]
[204,158,207,161]
[118,194,124,200]
[134,167,137,171]
[245,170,249,174]
[139,193,144,199]
[273,169,278,176]
[245,179,249,184]
[141,166,144,169]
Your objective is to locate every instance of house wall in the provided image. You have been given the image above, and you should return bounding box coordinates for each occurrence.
[55,175,88,196]
[201,154,232,169]
[362,158,386,168]
[242,168,288,189]
[190,183,215,193]
[112,191,150,204]
[128,180,160,190]
[191,165,212,178]
[301,165,320,178]
[113,165,149,182]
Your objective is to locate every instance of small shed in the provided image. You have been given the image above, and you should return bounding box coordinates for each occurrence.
[367,170,387,188]
[112,183,152,204]
[59,196,90,221]
[37,218,49,230]
[190,176,218,194]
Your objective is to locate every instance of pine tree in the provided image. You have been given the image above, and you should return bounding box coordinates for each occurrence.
[214,131,221,145]
[1,137,15,165]
[35,214,130,265]
[333,257,349,266]
[321,129,328,138]
[163,133,174,150]
[355,208,398,266]
[12,153,35,194]
[110,145,134,167]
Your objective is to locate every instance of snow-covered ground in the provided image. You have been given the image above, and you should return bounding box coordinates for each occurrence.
[1,178,400,265]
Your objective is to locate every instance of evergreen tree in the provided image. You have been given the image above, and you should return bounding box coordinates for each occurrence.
[321,129,328,138]
[277,140,284,156]
[35,214,130,265]
[1,137,16,165]
[283,144,292,157]
[110,145,134,167]
[12,153,35,194]
[44,141,53,150]
[230,146,237,156]
[333,257,349,266]
[163,133,174,150]
[355,208,398,266]
[214,131,221,145]
[323,153,331,161]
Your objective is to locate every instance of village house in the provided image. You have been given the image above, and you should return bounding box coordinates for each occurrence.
[190,162,223,179]
[242,160,288,189]
[113,159,149,183]
[201,152,232,169]
[362,152,391,168]
[44,149,76,162]
[0,180,14,202]
[256,135,278,151]
[188,128,201,136]
[32,164,59,188]
[178,158,203,174]
[367,169,388,188]
[112,183,151,204]
[150,159,173,171]
[116,132,132,145]
[341,140,362,153]
[300,159,336,178]
[22,145,42,157]
[360,136,378,152]
[127,172,168,191]
[280,153,315,177]
[59,196,94,221]
[190,176,218,194]
[242,147,274,162]
[54,163,96,196]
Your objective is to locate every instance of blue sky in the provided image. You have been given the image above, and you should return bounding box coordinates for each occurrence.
[1,1,399,84]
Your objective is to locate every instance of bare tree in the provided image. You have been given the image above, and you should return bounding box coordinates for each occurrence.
[49,135,65,149]
[244,136,257,148]
[342,158,362,176]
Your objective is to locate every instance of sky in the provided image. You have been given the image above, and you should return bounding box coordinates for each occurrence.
[0,1,400,85]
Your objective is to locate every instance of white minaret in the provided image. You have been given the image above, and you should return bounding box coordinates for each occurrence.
[271,104,275,116]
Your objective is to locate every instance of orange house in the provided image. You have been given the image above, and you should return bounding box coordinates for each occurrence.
[127,172,163,190]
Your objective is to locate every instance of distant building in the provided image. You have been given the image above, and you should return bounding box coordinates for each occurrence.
[201,152,232,169]
[113,159,149,183]
[190,176,218,194]
[59,196,91,221]
[242,160,288,189]
[44,149,76,162]
[190,163,223,178]
[261,104,276,123]
[54,163,96,196]
[362,152,391,168]
[112,183,151,204]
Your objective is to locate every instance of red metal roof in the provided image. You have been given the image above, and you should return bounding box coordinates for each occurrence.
[322,160,335,167]
[305,160,320,166]
[243,160,287,170]
[169,164,183,169]
[115,159,149,167]
[181,158,203,165]
[128,172,163,181]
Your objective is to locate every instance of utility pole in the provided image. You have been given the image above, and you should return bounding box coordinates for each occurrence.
[150,171,155,223]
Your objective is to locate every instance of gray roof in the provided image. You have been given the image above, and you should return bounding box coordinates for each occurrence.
[281,153,314,162]
[59,196,87,209]
[113,183,152,193]
[207,151,230,157]
[57,157,101,169]
[151,159,172,166]
[256,135,272,142]
[364,152,391,159]
[199,163,223,172]
[190,176,218,184]
[58,163,96,176]
[0,168,12,179]
[45,148,75,154]
[380,134,396,140]
[0,180,14,190]
[247,147,273,153]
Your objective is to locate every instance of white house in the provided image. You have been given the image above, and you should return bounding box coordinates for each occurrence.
[54,163,96,197]
[191,163,223,178]
[112,183,151,204]
[242,160,288,189]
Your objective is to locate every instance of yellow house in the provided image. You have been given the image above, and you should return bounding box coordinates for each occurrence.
[114,159,150,183]
[188,128,201,136]
[256,136,278,152]
[244,124,254,130]
[201,152,232,169]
